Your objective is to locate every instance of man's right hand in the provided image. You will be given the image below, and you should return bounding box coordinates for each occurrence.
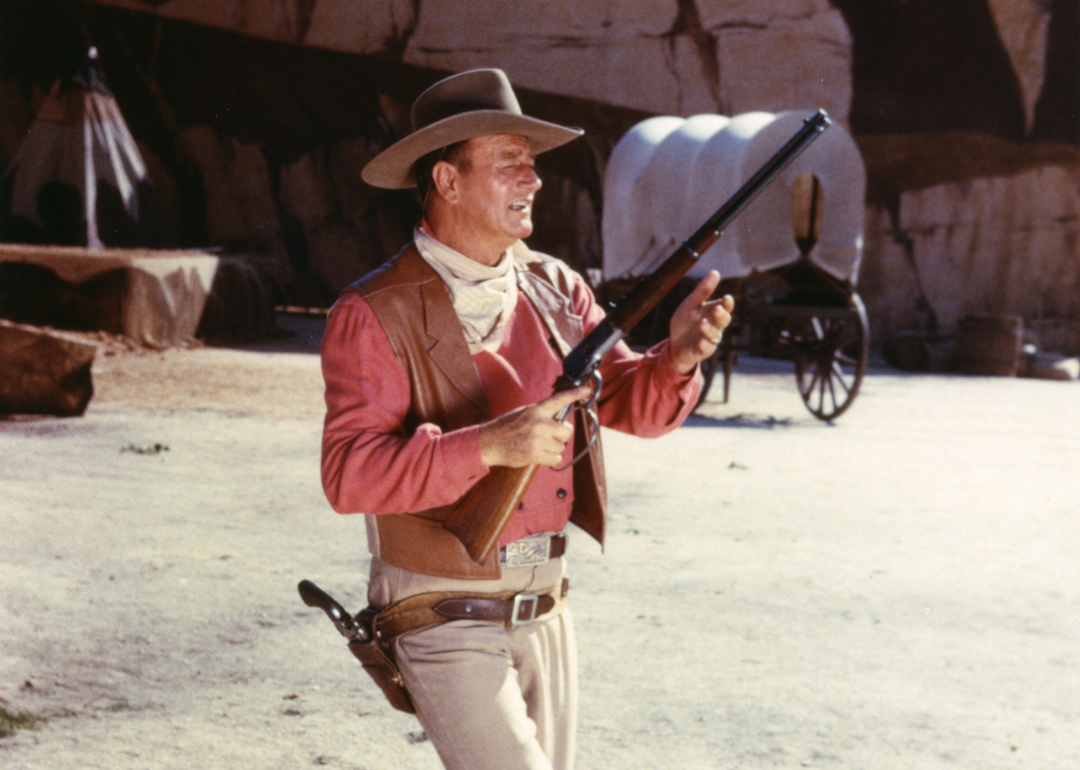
[478,384,593,468]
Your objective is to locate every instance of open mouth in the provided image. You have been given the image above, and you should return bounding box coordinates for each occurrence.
[509,201,529,212]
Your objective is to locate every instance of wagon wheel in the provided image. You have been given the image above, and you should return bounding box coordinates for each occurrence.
[789,293,869,421]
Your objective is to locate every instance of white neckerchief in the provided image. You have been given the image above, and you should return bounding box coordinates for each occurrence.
[414,226,518,354]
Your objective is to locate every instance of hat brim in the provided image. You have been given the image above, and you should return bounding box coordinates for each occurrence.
[361,111,584,189]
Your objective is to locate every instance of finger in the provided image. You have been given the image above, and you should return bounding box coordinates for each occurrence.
[699,295,732,310]
[699,294,734,312]
[699,318,723,346]
[539,384,593,416]
[534,432,570,467]
[701,303,732,329]
[698,291,732,317]
[683,271,721,308]
[542,449,565,468]
[552,422,574,444]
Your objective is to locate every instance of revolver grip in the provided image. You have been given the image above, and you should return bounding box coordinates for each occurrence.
[298,579,365,640]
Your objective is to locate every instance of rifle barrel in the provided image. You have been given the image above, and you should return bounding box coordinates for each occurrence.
[565,109,830,385]
[444,109,832,563]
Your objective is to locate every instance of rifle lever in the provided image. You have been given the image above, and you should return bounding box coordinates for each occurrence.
[553,371,603,472]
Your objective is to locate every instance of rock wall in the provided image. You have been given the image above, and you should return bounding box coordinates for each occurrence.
[87,0,854,125]
[176,126,413,298]
[861,161,1080,349]
[3,0,854,309]
[3,0,1078,345]
[833,0,1027,138]
[1030,0,1079,145]
[404,0,853,125]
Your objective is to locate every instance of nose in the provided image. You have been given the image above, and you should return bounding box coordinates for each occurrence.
[521,164,542,193]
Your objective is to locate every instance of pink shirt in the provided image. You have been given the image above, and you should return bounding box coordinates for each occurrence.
[321,267,701,546]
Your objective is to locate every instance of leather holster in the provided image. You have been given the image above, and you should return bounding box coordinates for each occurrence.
[347,607,416,714]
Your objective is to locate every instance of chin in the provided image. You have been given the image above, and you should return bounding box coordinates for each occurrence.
[511,220,534,240]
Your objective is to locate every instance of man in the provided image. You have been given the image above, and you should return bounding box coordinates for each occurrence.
[320,68,733,770]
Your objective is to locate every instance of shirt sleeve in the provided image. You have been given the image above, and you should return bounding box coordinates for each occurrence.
[572,273,703,437]
[320,292,490,515]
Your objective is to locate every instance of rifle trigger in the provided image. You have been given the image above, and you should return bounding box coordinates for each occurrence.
[583,370,602,411]
[552,371,602,473]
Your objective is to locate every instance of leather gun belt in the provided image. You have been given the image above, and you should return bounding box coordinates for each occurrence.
[374,578,570,644]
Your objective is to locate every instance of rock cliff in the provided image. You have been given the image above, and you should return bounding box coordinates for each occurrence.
[861,149,1080,345]
[1,0,1077,349]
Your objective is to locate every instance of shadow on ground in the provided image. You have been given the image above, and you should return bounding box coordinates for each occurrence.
[682,412,797,429]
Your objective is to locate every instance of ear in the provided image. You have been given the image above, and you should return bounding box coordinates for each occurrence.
[431,160,460,204]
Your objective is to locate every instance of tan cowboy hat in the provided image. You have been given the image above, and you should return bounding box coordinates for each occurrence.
[361,68,584,189]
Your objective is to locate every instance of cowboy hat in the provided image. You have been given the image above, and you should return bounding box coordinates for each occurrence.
[361,68,584,189]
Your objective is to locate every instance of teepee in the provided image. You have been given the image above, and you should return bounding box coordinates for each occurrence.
[3,47,176,249]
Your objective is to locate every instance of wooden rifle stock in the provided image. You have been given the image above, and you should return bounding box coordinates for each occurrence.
[443,110,832,564]
[441,458,542,567]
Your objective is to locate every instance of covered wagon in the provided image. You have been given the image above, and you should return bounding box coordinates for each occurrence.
[600,110,869,420]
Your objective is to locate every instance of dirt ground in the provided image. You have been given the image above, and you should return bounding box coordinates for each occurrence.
[1,315,1078,770]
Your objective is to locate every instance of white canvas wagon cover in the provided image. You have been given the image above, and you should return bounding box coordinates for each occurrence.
[601,110,866,284]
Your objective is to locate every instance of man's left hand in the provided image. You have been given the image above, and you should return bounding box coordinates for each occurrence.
[668,270,735,376]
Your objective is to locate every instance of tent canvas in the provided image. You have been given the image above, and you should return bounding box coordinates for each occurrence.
[602,110,866,284]
[2,47,176,249]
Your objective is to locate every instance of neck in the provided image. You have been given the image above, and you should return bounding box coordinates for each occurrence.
[425,210,512,267]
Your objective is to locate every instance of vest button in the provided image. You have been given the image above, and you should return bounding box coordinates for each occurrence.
[556,488,567,499]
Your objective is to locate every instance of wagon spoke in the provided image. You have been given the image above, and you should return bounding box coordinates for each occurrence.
[805,373,820,411]
[801,365,821,398]
[834,332,861,351]
[790,297,870,421]
[835,350,859,367]
[831,360,852,393]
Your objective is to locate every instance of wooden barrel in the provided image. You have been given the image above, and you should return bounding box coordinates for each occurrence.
[955,314,1023,376]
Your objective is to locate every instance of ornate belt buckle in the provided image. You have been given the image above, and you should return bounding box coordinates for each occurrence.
[502,534,551,567]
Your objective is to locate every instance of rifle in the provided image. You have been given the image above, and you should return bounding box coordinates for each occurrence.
[442,109,832,564]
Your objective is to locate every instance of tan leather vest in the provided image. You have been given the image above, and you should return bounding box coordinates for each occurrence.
[347,242,607,579]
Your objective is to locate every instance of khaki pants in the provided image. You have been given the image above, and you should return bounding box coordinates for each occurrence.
[368,556,577,770]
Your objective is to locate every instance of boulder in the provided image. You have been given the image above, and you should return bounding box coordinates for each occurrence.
[1026,352,1080,381]
[0,321,97,417]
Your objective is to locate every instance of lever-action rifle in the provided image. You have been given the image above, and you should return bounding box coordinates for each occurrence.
[442,109,832,564]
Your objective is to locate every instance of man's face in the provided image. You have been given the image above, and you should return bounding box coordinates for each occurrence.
[451,134,542,254]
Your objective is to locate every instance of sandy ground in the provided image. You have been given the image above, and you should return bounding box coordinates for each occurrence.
[1,315,1079,769]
